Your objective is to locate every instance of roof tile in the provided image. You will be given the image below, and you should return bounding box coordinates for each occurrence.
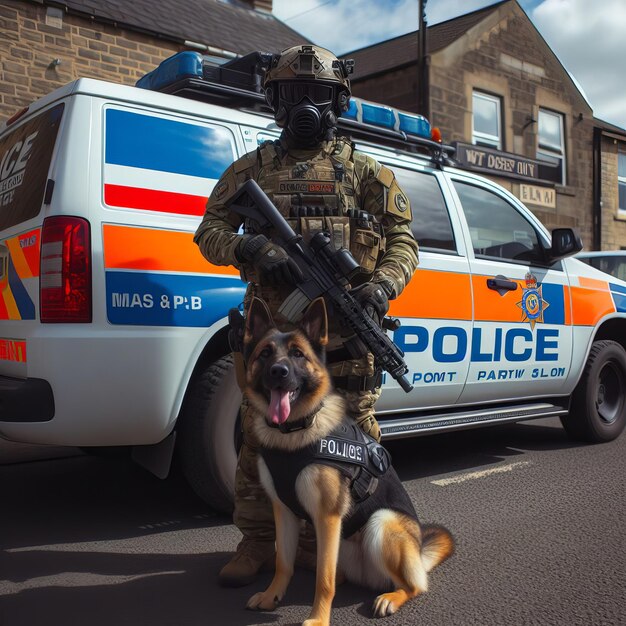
[49,0,307,55]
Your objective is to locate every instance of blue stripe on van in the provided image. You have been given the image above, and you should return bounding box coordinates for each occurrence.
[609,283,626,313]
[105,109,235,179]
[105,271,246,327]
[610,282,626,296]
[611,292,626,313]
[8,256,35,320]
[539,282,565,325]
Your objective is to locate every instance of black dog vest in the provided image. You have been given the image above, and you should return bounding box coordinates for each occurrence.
[260,422,418,538]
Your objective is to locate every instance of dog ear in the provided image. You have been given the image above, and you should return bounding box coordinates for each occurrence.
[300,297,328,347]
[245,297,275,345]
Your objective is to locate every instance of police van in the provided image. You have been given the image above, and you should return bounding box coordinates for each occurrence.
[1,51,625,512]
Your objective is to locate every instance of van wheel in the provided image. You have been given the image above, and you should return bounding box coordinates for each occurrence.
[177,355,242,513]
[561,340,626,443]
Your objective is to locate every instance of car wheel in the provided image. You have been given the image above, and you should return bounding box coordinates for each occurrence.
[177,355,242,513]
[561,340,626,443]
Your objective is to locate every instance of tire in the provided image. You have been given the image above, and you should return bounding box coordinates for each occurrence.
[560,340,626,443]
[177,355,242,513]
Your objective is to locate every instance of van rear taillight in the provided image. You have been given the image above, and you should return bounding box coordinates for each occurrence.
[40,216,92,323]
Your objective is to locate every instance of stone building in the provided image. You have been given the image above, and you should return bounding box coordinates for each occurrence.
[594,119,626,252]
[346,0,624,251]
[0,0,302,122]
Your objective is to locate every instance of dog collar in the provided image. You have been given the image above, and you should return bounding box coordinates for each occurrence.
[271,405,321,434]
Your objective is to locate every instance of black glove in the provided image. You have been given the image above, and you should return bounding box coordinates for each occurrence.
[237,234,303,286]
[350,279,393,325]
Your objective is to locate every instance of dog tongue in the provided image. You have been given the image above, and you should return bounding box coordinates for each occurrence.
[269,389,291,425]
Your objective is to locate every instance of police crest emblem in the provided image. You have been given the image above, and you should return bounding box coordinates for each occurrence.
[517,272,549,329]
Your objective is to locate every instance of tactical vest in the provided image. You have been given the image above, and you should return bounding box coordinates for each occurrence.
[260,421,418,538]
[248,139,385,280]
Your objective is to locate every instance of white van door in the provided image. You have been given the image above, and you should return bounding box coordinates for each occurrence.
[375,164,473,414]
[449,175,573,405]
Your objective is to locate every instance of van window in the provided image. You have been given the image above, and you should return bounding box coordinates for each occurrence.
[392,167,456,253]
[0,103,64,230]
[104,108,236,216]
[453,180,545,264]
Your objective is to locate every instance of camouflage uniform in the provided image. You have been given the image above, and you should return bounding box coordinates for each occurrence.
[194,134,418,556]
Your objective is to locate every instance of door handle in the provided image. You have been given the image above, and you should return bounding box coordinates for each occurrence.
[487,275,518,294]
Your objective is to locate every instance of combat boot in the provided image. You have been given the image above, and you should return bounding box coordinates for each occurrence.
[218,540,275,587]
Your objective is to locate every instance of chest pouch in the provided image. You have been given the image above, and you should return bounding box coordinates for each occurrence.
[349,216,384,275]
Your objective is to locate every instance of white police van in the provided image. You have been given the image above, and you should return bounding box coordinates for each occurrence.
[1,51,625,512]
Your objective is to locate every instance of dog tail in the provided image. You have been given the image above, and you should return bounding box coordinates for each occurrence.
[420,525,455,572]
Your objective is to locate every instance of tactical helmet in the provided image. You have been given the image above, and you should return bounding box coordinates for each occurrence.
[263,45,354,145]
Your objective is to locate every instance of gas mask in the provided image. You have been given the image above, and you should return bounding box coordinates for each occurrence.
[272,81,340,146]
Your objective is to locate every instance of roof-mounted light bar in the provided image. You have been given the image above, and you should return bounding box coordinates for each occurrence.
[136,51,455,161]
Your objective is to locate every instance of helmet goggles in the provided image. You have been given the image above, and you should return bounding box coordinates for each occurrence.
[278,82,334,106]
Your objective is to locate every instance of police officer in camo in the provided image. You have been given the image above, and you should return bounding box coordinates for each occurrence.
[194,44,418,587]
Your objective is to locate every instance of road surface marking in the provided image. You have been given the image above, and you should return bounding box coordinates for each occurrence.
[431,461,532,486]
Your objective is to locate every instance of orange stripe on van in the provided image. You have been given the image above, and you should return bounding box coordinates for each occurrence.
[103,224,239,276]
[472,275,525,322]
[5,237,33,279]
[570,286,615,326]
[578,276,609,291]
[389,269,472,319]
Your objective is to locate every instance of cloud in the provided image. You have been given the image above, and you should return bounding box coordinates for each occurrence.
[273,0,419,54]
[530,0,626,127]
[273,0,510,54]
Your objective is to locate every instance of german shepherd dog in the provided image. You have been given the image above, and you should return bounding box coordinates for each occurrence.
[243,296,454,625]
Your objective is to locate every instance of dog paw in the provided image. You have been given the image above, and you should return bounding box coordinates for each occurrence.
[373,593,398,616]
[302,620,328,626]
[246,591,280,611]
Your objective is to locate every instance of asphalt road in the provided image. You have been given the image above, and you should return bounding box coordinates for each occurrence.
[1,417,625,626]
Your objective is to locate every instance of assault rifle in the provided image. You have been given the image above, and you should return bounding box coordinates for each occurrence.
[225,179,413,393]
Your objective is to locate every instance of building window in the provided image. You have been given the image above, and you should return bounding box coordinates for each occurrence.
[537,108,566,185]
[618,151,626,214]
[472,91,502,149]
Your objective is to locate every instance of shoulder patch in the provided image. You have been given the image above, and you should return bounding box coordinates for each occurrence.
[211,178,231,202]
[386,177,412,220]
[208,164,237,204]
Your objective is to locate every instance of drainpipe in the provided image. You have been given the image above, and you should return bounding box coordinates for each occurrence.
[417,0,430,118]
[592,126,602,250]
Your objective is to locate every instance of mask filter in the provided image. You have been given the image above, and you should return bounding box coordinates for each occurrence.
[288,99,324,144]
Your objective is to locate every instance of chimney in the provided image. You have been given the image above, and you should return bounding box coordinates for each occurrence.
[242,0,273,11]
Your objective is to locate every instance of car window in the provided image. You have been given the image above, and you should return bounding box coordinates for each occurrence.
[104,108,236,216]
[392,167,456,253]
[0,103,64,230]
[453,180,545,264]
[588,256,626,281]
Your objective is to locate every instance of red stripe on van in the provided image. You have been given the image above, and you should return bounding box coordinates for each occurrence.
[104,184,208,216]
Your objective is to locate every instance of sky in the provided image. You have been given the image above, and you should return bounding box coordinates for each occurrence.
[272,0,626,129]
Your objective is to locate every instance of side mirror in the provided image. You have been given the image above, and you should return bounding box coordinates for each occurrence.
[547,228,583,263]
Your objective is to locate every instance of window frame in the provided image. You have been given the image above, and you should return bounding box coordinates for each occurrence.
[472,90,503,150]
[449,174,554,268]
[617,150,626,216]
[537,108,566,185]
[387,164,459,255]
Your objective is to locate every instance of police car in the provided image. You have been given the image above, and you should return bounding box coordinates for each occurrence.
[1,51,625,512]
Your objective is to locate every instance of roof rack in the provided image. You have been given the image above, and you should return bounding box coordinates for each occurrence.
[136,51,456,164]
